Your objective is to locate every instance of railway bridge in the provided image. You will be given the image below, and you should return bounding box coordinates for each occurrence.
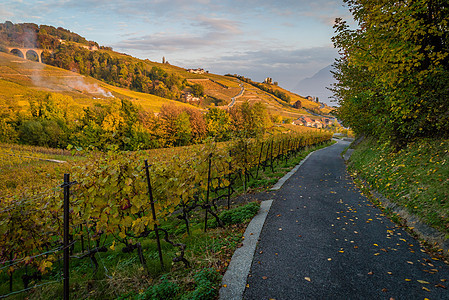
[6,47,45,63]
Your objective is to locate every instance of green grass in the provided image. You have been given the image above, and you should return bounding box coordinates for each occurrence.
[347,137,449,234]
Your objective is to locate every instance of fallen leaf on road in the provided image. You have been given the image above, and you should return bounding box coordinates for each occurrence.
[407,261,413,264]
[305,277,311,282]
[382,288,388,292]
[405,279,412,281]
[422,287,430,292]
[262,276,268,280]
[278,228,283,231]
[223,284,227,288]
[418,280,430,284]
[374,253,380,256]
[387,272,392,275]
[328,258,332,261]
[246,284,250,288]
[373,244,378,246]
[435,284,447,289]
[368,271,373,275]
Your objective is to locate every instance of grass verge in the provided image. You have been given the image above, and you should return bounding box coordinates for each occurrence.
[346,137,449,257]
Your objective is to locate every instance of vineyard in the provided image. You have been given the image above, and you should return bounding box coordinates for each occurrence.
[0,131,332,299]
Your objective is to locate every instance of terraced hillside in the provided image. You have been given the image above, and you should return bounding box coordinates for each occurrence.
[0,52,196,112]
[2,45,333,121]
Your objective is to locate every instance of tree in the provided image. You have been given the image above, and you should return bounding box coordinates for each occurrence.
[293,100,302,109]
[205,108,230,141]
[229,101,271,137]
[174,111,192,146]
[332,0,449,147]
[191,83,204,97]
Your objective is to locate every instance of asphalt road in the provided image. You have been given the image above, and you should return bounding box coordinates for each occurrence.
[243,140,449,299]
[228,82,244,108]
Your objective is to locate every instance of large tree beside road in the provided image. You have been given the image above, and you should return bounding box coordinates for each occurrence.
[332,0,449,148]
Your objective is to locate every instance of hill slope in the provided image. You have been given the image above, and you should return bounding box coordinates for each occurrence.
[0,52,195,112]
[1,21,332,119]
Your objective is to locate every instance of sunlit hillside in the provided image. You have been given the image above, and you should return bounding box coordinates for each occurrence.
[1,49,334,121]
[0,52,196,113]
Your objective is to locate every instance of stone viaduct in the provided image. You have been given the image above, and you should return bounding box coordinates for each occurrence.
[6,47,45,63]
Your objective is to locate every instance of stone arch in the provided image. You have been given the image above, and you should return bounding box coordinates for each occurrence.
[10,48,25,59]
[26,49,40,62]
[6,47,43,63]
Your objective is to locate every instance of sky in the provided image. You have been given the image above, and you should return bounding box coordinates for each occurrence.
[2,0,353,102]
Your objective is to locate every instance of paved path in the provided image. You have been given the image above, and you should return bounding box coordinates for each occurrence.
[244,140,449,299]
[228,82,244,108]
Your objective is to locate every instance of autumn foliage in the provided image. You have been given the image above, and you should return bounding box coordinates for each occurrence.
[332,0,449,147]
[0,90,275,150]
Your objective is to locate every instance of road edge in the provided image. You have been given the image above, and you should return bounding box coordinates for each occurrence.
[270,140,340,191]
[219,199,273,300]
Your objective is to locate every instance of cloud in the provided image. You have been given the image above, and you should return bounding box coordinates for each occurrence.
[189,45,338,89]
[113,16,242,52]
[217,46,337,67]
[5,0,349,93]
[195,16,242,36]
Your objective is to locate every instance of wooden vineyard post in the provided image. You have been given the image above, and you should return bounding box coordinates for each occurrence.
[256,142,264,178]
[144,160,164,270]
[9,253,13,292]
[204,154,212,232]
[228,150,232,210]
[61,174,76,300]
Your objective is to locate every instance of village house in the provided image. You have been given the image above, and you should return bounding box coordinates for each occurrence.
[81,45,98,51]
[292,116,325,129]
[313,120,323,129]
[291,119,304,126]
[263,77,273,84]
[186,68,208,74]
[183,92,200,103]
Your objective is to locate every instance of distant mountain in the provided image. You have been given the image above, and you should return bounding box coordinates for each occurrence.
[294,65,336,106]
